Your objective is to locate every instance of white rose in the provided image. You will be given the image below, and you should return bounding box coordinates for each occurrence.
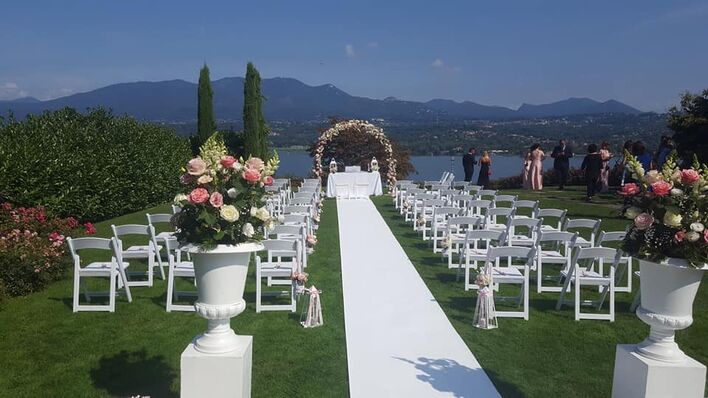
[219,205,240,222]
[625,206,642,220]
[233,162,243,172]
[690,222,705,233]
[227,188,238,198]
[264,217,276,230]
[250,207,258,217]
[663,211,682,228]
[242,223,255,238]
[255,207,270,221]
[173,194,188,205]
[687,231,701,242]
[670,188,684,197]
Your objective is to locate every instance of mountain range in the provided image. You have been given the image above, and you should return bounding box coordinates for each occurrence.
[0,77,643,122]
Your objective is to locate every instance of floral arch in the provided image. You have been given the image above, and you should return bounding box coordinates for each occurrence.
[312,119,397,188]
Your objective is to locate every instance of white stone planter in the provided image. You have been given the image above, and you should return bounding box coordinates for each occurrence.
[635,258,705,363]
[184,243,264,354]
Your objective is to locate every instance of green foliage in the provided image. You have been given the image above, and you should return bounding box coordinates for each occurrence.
[196,64,217,155]
[668,89,708,165]
[0,108,191,221]
[242,62,270,160]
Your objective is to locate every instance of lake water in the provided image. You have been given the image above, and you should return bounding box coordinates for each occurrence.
[277,150,585,181]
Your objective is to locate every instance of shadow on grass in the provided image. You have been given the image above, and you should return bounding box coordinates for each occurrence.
[90,349,177,398]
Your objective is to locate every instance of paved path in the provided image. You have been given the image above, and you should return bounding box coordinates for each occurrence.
[337,198,500,397]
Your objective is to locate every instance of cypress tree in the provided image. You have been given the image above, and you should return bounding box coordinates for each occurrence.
[196,63,216,153]
[242,62,269,160]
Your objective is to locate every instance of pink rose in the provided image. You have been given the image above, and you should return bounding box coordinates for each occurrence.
[209,192,224,208]
[651,181,672,196]
[263,176,274,186]
[220,156,236,169]
[619,183,641,196]
[681,169,700,185]
[180,173,194,185]
[84,222,97,235]
[704,230,708,244]
[187,158,207,176]
[188,187,210,204]
[242,168,261,184]
[675,230,686,243]
[245,157,265,172]
[634,213,655,230]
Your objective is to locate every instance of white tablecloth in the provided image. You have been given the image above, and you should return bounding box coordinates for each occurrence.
[326,172,383,198]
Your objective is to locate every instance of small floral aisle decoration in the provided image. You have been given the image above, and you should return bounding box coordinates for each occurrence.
[291,271,308,295]
[172,135,280,247]
[473,269,498,329]
[300,285,323,328]
[620,151,708,266]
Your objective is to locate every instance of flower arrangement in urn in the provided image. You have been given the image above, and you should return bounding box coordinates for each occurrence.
[172,134,279,248]
[620,151,708,267]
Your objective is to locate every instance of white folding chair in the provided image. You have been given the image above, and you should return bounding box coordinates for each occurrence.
[467,199,492,218]
[477,189,497,200]
[147,213,175,267]
[267,224,307,269]
[111,224,165,287]
[67,237,132,312]
[513,200,539,219]
[597,231,633,293]
[430,206,461,248]
[484,245,537,320]
[417,198,446,236]
[484,207,515,232]
[163,238,196,312]
[468,185,483,195]
[563,218,601,248]
[536,231,578,293]
[556,247,623,321]
[538,208,567,232]
[444,216,483,268]
[458,230,508,289]
[507,218,542,247]
[255,239,301,313]
[493,194,517,208]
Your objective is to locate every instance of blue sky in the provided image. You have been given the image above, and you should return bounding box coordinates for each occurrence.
[1,1,706,111]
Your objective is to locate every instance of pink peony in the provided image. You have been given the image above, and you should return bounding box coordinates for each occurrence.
[180,173,194,185]
[263,175,274,186]
[66,217,79,229]
[188,187,210,204]
[634,213,655,230]
[209,192,224,208]
[650,181,672,196]
[84,222,97,235]
[187,158,207,176]
[619,183,641,196]
[242,168,261,184]
[245,157,265,172]
[220,156,236,169]
[675,230,686,243]
[681,169,700,185]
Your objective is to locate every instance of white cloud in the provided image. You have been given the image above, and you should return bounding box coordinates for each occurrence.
[345,44,356,58]
[0,82,29,100]
[432,58,445,68]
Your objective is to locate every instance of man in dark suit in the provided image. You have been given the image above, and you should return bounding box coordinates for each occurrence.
[462,147,477,182]
[551,139,573,189]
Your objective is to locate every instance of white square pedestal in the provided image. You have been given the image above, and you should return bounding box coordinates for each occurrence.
[181,335,253,398]
[612,344,706,398]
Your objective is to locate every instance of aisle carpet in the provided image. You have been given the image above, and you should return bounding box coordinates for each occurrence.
[337,198,500,397]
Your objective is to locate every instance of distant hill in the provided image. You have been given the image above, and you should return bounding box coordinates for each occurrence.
[0,78,644,122]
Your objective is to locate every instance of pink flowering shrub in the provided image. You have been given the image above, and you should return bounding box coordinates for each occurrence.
[0,203,94,299]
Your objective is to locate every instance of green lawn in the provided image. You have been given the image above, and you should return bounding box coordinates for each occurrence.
[0,200,348,397]
[372,187,708,398]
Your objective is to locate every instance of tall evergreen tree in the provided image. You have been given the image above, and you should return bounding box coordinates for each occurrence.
[195,63,216,154]
[242,62,269,160]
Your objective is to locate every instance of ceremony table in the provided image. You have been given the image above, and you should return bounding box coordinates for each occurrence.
[326,172,383,198]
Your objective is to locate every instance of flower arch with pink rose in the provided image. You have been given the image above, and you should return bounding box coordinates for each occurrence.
[311,119,397,189]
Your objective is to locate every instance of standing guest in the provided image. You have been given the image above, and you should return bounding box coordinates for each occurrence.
[581,144,603,202]
[528,143,546,190]
[477,151,492,189]
[522,151,531,189]
[655,136,673,170]
[462,147,477,182]
[632,141,652,171]
[619,140,634,186]
[551,139,573,190]
[599,141,612,192]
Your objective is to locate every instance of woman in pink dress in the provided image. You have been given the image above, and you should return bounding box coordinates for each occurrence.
[599,141,612,192]
[528,143,546,190]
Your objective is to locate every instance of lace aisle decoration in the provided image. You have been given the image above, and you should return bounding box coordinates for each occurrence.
[300,285,324,328]
[473,265,498,329]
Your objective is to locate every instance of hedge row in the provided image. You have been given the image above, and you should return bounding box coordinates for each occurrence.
[0,108,191,221]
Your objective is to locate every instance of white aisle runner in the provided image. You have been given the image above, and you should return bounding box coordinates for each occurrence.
[337,199,500,398]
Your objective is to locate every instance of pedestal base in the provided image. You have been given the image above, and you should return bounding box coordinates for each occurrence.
[612,344,705,398]
[181,335,252,398]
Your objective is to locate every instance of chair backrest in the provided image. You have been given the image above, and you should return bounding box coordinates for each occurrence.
[147,213,172,225]
[477,189,497,199]
[514,200,539,217]
[507,217,542,240]
[260,239,301,265]
[538,231,578,254]
[463,229,508,248]
[282,214,309,225]
[298,186,318,193]
[290,197,313,206]
[433,206,461,220]
[447,216,482,230]
[171,205,182,214]
[572,247,623,270]
[430,184,449,192]
[422,199,446,212]
[468,199,492,217]
[468,185,483,194]
[414,193,437,201]
[486,207,515,226]
[111,224,152,237]
[269,224,306,238]
[66,236,123,269]
[293,192,315,200]
[451,194,475,206]
[493,195,517,207]
[283,205,311,214]
[597,231,627,248]
[564,218,602,245]
[485,245,537,269]
[538,208,567,229]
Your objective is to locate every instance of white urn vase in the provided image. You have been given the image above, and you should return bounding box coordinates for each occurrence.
[635,258,705,363]
[186,243,264,354]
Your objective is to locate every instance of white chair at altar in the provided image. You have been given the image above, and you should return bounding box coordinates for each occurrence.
[486,245,536,320]
[326,171,383,198]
